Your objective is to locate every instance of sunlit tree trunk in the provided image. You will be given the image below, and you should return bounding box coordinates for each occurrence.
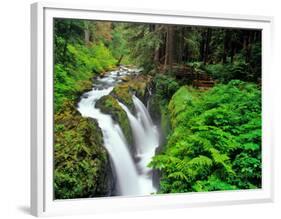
[153,25,160,65]
[84,21,90,45]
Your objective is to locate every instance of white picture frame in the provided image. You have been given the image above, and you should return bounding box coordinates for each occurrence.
[31,1,274,217]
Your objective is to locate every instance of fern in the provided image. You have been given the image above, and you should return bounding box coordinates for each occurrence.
[150,80,261,193]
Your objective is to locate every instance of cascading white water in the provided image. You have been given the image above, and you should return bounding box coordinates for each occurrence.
[133,95,159,149]
[132,95,159,174]
[77,67,159,196]
[119,98,159,175]
[77,87,141,195]
[118,102,147,155]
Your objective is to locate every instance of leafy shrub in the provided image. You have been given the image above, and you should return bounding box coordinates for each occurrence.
[153,74,180,101]
[54,64,76,111]
[53,19,120,199]
[205,61,255,83]
[150,80,261,193]
[54,43,116,112]
[67,42,116,75]
[249,42,262,81]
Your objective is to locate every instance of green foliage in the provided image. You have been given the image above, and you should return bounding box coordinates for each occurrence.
[54,42,116,112]
[54,64,76,111]
[150,80,261,193]
[168,86,196,127]
[109,24,130,64]
[192,175,237,192]
[54,102,113,199]
[125,24,163,71]
[205,61,256,83]
[67,43,116,74]
[54,19,85,64]
[53,18,262,198]
[184,28,201,61]
[148,74,180,138]
[54,19,118,199]
[54,19,118,112]
[153,74,180,101]
[249,41,262,81]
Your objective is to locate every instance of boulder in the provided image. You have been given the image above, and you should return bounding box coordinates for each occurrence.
[95,95,134,149]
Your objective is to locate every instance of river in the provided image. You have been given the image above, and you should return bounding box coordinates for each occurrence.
[77,67,159,196]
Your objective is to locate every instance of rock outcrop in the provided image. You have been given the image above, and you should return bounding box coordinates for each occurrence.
[54,101,115,199]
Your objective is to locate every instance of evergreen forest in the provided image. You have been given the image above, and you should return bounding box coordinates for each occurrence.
[54,19,262,199]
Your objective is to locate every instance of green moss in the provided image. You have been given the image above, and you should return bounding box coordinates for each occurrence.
[110,84,134,111]
[110,75,152,111]
[148,74,180,137]
[95,95,133,147]
[160,105,171,139]
[168,86,198,128]
[54,101,114,199]
[129,76,150,98]
[148,94,161,123]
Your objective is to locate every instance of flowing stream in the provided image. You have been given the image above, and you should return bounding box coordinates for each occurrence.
[77,67,159,196]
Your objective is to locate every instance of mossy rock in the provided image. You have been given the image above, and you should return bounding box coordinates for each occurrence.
[54,104,114,199]
[147,93,171,149]
[121,76,130,82]
[128,75,152,101]
[110,83,134,112]
[95,95,134,148]
[110,75,153,112]
[148,94,162,123]
[168,86,196,128]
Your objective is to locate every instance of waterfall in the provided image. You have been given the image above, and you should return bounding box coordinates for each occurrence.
[118,102,147,155]
[119,96,159,176]
[77,87,141,195]
[133,95,159,149]
[77,68,159,196]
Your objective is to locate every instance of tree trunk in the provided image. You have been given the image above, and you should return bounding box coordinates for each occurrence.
[153,25,160,65]
[61,21,72,64]
[245,32,252,63]
[204,28,212,65]
[230,44,236,63]
[84,29,90,45]
[223,30,228,64]
[154,47,160,65]
[117,55,124,66]
[164,25,175,70]
[177,27,185,63]
[84,21,91,45]
[200,30,206,62]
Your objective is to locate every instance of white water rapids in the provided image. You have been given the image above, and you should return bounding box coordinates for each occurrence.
[77,67,159,196]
